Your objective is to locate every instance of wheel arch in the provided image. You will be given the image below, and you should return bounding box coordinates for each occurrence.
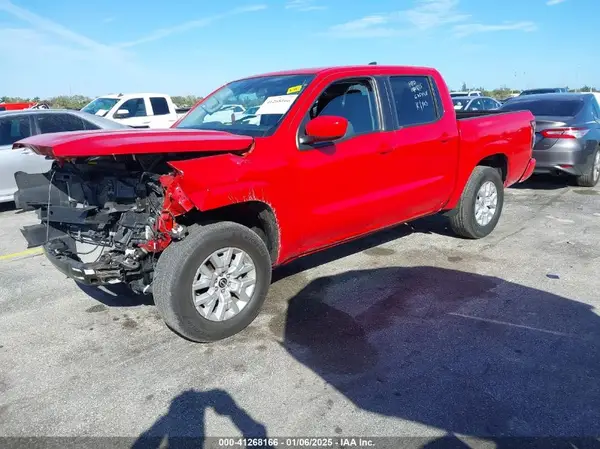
[180,200,281,264]
[444,152,508,211]
[477,153,508,183]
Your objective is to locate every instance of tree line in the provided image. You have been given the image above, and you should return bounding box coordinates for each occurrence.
[0,95,203,110]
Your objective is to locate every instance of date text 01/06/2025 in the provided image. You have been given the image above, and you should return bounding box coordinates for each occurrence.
[216,437,376,448]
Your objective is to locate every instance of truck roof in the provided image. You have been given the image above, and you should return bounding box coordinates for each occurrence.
[239,64,439,80]
[99,93,172,99]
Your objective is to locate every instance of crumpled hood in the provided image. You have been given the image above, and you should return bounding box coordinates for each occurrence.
[12,128,254,158]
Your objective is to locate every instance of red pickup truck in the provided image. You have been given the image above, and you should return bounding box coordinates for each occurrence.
[13,65,536,342]
[0,101,37,111]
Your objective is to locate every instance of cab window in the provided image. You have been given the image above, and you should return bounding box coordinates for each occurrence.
[389,76,438,127]
[307,78,380,137]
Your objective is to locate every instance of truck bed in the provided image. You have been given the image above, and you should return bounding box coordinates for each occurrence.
[455,110,507,120]
[454,109,535,190]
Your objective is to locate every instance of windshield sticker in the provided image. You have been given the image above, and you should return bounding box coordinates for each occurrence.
[256,95,298,115]
[286,85,303,95]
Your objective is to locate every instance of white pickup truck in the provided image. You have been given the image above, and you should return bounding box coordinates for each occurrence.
[80,93,190,128]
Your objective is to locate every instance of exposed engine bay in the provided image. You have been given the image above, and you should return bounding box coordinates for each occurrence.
[16,155,193,294]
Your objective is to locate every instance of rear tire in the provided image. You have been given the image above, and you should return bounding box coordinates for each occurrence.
[153,222,272,342]
[449,166,504,239]
[575,148,600,187]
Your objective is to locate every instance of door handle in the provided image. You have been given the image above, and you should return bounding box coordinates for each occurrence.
[378,145,396,155]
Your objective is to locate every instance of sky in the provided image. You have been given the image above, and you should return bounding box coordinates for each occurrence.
[0,0,597,98]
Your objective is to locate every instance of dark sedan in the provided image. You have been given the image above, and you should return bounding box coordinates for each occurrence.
[498,93,600,187]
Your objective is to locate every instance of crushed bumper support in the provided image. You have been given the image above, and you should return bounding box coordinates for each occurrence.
[43,240,124,285]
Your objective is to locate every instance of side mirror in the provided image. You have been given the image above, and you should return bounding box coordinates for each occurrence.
[301,115,348,144]
[114,109,130,119]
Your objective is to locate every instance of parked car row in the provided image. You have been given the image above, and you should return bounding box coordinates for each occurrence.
[451,87,572,105]
[4,63,600,344]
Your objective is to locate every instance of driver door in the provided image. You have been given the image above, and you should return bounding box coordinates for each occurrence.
[290,77,399,253]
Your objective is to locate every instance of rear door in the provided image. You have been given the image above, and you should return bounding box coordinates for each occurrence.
[382,74,460,221]
[0,114,51,201]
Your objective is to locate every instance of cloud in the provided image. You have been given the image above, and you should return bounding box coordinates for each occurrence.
[0,0,116,54]
[326,0,470,38]
[326,0,536,39]
[116,4,267,48]
[285,0,327,11]
[0,0,161,95]
[0,0,270,95]
[0,27,141,96]
[546,0,567,4]
[452,21,537,37]
[327,15,401,38]
[405,0,470,30]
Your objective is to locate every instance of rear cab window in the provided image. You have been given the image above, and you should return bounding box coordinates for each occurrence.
[388,75,441,127]
[0,115,31,146]
[150,97,170,116]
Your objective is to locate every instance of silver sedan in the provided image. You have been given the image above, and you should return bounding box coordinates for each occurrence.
[452,96,502,112]
[0,109,129,204]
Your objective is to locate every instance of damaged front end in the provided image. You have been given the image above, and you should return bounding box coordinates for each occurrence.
[16,156,194,294]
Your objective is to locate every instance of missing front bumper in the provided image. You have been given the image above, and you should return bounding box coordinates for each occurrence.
[43,242,124,285]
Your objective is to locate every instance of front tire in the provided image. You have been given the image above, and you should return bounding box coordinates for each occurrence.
[449,166,505,239]
[576,148,600,187]
[153,222,272,342]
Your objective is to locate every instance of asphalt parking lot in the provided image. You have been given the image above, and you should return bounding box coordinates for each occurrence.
[1,176,600,447]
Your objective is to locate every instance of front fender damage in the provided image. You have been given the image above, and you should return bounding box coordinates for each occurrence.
[139,174,195,253]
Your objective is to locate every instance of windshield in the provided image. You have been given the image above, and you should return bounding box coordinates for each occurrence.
[450,93,467,98]
[452,98,470,110]
[176,74,315,137]
[499,98,584,116]
[81,97,119,117]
